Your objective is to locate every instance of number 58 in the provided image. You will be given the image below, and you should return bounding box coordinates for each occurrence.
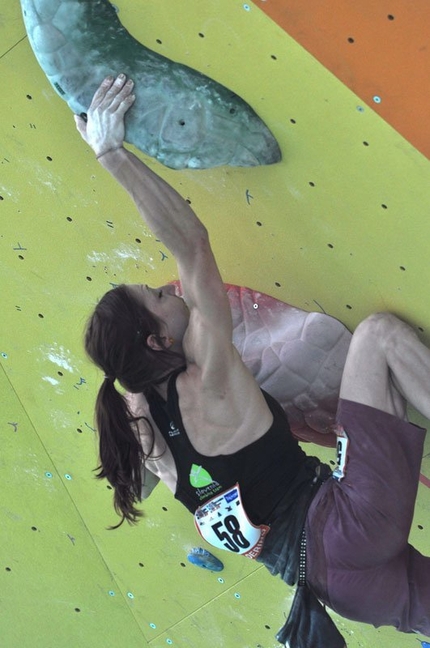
[211,515,250,552]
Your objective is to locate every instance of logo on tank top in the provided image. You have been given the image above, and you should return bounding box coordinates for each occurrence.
[189,464,222,500]
[168,421,180,437]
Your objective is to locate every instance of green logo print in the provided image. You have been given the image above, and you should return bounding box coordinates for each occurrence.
[189,464,213,488]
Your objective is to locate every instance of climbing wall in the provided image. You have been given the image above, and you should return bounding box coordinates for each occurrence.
[1,1,430,647]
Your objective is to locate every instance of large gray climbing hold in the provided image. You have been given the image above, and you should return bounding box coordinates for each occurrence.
[20,0,282,169]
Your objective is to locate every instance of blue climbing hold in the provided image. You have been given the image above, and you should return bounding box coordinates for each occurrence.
[421,642,430,648]
[187,548,224,571]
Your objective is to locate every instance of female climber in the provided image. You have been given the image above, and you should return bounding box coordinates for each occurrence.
[75,74,430,647]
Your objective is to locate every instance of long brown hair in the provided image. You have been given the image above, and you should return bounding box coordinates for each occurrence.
[85,284,184,528]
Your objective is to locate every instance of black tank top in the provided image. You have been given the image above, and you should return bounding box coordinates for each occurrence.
[148,369,310,525]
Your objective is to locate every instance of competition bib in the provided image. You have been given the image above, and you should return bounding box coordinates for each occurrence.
[194,483,270,559]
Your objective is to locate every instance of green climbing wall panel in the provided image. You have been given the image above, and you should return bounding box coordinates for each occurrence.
[1,1,430,647]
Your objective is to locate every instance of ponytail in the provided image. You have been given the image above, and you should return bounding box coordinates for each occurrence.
[94,379,152,529]
[85,284,182,528]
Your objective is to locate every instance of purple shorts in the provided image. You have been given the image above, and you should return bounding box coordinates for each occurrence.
[306,399,430,635]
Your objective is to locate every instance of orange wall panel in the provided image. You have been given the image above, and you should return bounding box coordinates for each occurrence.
[258,0,430,159]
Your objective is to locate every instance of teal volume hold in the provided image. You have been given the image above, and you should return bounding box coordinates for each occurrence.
[20,0,281,169]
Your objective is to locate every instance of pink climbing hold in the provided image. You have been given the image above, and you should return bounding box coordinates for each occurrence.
[172,282,351,447]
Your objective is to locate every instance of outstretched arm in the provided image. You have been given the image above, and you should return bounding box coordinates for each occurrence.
[75,74,208,267]
[75,74,233,380]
